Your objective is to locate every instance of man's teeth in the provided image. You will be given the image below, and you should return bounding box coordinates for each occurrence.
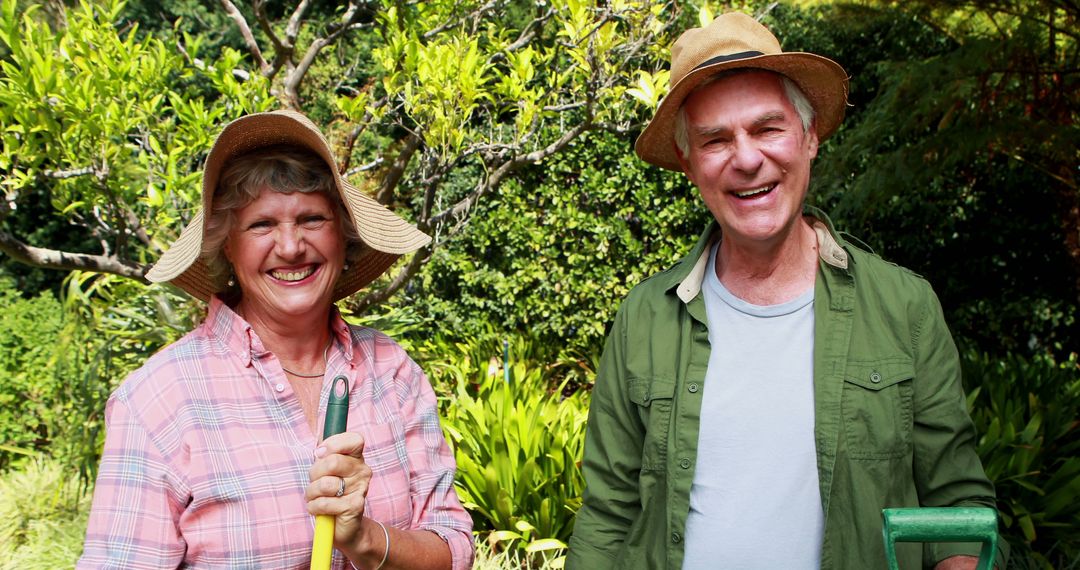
[736,185,774,198]
[271,268,315,282]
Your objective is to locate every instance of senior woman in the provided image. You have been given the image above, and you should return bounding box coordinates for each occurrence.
[79,111,474,570]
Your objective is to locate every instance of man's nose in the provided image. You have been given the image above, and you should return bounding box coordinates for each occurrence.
[729,136,764,173]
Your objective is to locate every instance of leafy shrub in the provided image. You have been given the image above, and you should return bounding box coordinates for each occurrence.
[434,338,589,560]
[0,280,63,469]
[382,128,707,354]
[0,457,90,569]
[54,273,198,478]
[964,350,1080,566]
[0,271,198,475]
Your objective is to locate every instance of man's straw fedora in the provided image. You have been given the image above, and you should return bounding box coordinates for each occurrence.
[146,110,431,302]
[635,12,849,171]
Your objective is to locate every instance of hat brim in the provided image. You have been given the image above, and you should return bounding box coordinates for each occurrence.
[146,110,431,302]
[635,52,849,171]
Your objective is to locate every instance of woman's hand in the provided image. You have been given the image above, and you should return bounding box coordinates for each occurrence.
[306,431,373,545]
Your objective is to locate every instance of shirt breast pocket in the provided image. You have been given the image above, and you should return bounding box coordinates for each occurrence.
[627,377,675,471]
[842,358,914,459]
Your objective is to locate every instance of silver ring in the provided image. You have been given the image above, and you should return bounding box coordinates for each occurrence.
[335,476,346,497]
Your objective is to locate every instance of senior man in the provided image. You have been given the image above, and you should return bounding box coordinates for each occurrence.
[566,12,1007,570]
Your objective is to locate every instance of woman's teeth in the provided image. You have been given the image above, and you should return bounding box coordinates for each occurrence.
[271,267,315,282]
[736,185,774,198]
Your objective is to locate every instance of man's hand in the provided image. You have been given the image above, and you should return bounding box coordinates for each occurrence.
[934,555,980,570]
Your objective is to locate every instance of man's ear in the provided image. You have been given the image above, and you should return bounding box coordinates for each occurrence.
[806,122,820,160]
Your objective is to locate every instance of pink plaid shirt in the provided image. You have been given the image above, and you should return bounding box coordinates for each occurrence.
[79,297,474,569]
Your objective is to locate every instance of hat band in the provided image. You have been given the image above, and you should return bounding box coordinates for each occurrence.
[691,50,765,71]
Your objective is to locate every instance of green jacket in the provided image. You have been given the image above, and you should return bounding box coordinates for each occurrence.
[567,210,1007,570]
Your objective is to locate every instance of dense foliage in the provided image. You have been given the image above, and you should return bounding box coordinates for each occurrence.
[403,130,706,351]
[0,458,90,569]
[806,1,1079,357]
[965,351,1080,565]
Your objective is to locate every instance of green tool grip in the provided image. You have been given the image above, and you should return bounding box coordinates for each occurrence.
[322,375,350,439]
[881,507,998,570]
[311,375,350,570]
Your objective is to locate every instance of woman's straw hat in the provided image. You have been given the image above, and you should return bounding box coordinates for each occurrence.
[635,12,849,171]
[146,110,431,302]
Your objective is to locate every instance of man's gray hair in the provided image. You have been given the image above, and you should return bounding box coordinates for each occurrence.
[673,70,815,159]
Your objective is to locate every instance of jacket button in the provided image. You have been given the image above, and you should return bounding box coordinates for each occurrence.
[687,383,699,393]
[671,532,682,544]
[870,372,882,383]
[680,458,691,469]
[697,323,707,332]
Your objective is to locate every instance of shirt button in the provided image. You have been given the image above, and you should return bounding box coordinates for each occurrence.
[870,372,882,383]
[680,458,691,469]
[275,383,285,392]
[671,532,682,544]
[688,383,699,393]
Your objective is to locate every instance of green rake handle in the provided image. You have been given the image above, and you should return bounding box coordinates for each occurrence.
[882,507,998,570]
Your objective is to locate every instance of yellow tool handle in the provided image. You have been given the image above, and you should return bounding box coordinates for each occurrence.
[310,514,336,570]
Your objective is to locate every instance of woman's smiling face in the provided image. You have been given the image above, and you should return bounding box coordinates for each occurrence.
[224,188,345,323]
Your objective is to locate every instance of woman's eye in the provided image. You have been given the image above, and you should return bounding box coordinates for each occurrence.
[247,220,273,233]
[301,216,330,230]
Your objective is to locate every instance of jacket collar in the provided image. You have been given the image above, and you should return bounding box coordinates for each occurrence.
[668,205,850,304]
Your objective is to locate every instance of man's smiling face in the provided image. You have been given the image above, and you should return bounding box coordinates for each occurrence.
[676,70,819,251]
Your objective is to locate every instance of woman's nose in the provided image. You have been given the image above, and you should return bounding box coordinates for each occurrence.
[274,223,306,257]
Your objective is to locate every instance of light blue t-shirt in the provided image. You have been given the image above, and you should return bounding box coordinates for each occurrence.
[682,242,824,569]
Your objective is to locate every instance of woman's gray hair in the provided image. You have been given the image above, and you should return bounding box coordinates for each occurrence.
[201,144,364,289]
[673,69,816,159]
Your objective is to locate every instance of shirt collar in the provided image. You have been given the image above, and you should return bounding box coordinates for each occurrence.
[670,206,850,304]
[205,296,357,368]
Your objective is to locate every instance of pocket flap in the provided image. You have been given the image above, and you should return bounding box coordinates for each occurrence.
[628,378,676,406]
[844,358,914,391]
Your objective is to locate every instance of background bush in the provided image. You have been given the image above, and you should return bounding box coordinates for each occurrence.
[430,335,589,560]
[964,350,1080,567]
[0,457,91,569]
[0,280,63,468]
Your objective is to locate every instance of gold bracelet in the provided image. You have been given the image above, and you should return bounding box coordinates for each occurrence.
[373,519,390,570]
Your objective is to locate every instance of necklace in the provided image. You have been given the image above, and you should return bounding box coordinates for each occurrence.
[281,342,331,379]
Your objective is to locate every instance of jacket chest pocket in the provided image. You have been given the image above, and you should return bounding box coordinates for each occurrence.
[628,378,676,471]
[842,358,914,459]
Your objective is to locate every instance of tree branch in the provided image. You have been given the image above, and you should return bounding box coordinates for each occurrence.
[41,166,95,180]
[0,229,148,281]
[423,0,499,39]
[349,246,429,313]
[218,0,271,74]
[376,133,421,206]
[283,2,363,108]
[252,0,288,76]
[286,0,312,45]
[427,119,592,229]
